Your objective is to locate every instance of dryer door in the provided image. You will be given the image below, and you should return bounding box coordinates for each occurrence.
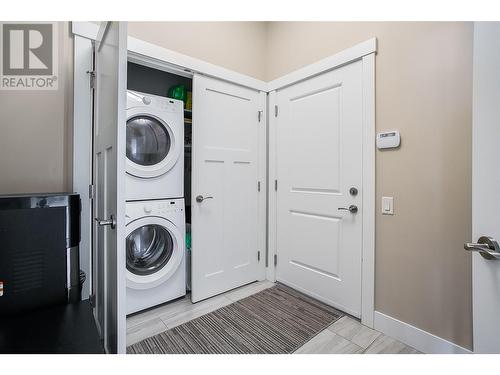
[126,216,183,289]
[126,108,181,178]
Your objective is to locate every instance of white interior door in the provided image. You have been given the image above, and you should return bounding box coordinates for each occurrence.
[275,61,363,317]
[469,22,500,354]
[92,21,127,354]
[191,74,265,302]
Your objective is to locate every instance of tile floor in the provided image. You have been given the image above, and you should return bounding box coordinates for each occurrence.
[126,281,420,354]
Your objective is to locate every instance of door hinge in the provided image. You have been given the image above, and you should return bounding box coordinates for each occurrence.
[274,105,278,117]
[257,251,261,262]
[257,181,261,192]
[274,254,277,266]
[258,110,263,122]
[87,70,96,89]
[89,184,96,199]
[274,180,278,191]
[89,294,96,307]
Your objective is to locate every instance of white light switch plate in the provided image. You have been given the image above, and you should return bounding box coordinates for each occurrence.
[382,196,394,215]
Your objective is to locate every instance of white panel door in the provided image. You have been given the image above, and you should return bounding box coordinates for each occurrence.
[93,21,127,354]
[191,74,265,302]
[275,61,363,317]
[469,22,500,353]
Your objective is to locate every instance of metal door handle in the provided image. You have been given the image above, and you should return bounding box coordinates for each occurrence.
[338,205,358,214]
[95,215,116,229]
[196,195,214,203]
[464,236,500,260]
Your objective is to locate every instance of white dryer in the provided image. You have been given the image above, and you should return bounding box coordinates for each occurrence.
[126,90,184,201]
[126,198,186,315]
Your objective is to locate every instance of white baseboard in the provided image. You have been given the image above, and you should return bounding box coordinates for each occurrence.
[374,311,472,354]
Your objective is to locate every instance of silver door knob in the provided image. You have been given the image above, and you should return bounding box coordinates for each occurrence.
[196,195,214,203]
[464,236,500,260]
[95,215,116,229]
[338,205,358,214]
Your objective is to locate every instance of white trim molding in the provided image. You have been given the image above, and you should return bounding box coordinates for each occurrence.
[267,38,377,91]
[72,35,93,301]
[360,52,376,328]
[72,21,267,92]
[257,91,268,282]
[72,21,99,40]
[374,311,472,354]
[72,21,375,95]
[128,37,268,92]
[266,90,277,283]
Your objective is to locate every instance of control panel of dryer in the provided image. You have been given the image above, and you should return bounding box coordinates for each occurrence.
[127,90,183,114]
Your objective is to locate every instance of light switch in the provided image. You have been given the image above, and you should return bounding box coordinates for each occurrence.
[382,196,394,215]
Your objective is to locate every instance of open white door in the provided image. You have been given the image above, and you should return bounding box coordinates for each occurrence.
[468,22,500,353]
[92,21,127,354]
[191,74,265,302]
[274,61,364,317]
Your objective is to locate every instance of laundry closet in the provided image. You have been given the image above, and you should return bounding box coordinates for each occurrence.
[123,57,267,318]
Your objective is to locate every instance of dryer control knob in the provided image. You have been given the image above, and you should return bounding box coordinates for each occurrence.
[142,96,152,105]
[143,204,153,214]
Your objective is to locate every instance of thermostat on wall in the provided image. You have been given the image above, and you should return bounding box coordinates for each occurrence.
[376,131,400,149]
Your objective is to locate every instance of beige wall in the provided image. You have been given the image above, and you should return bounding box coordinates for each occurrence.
[0,22,73,194]
[265,22,473,349]
[128,22,268,81]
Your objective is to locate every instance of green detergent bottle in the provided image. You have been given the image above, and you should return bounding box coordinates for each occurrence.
[167,84,188,104]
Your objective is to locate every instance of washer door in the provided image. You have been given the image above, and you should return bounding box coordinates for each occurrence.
[126,216,183,290]
[126,108,181,179]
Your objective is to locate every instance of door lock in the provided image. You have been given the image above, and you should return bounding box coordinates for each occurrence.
[464,236,500,260]
[95,215,116,229]
[338,205,358,214]
[196,195,214,203]
[349,187,358,196]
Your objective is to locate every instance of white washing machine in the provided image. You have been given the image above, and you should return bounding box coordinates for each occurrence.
[126,90,184,201]
[126,198,186,315]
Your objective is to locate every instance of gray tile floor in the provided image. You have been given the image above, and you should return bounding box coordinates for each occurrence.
[126,281,420,354]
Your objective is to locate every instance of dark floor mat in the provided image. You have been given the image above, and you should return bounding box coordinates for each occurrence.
[127,283,344,354]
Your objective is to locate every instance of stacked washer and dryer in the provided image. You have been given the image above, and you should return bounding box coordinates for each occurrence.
[125,90,186,315]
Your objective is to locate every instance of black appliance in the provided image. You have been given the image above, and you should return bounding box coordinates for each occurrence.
[0,193,81,315]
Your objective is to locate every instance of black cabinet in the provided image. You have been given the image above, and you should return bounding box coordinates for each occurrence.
[0,193,81,316]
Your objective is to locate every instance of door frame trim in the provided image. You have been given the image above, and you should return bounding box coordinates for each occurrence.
[267,38,377,91]
[72,35,94,302]
[267,50,376,328]
[72,22,268,92]
[361,52,376,328]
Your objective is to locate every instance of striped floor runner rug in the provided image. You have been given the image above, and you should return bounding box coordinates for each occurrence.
[127,283,344,354]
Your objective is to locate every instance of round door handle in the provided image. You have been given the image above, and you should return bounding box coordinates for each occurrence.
[196,195,214,203]
[338,205,358,214]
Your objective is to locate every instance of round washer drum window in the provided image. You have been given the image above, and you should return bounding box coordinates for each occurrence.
[126,115,171,166]
[126,224,174,276]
